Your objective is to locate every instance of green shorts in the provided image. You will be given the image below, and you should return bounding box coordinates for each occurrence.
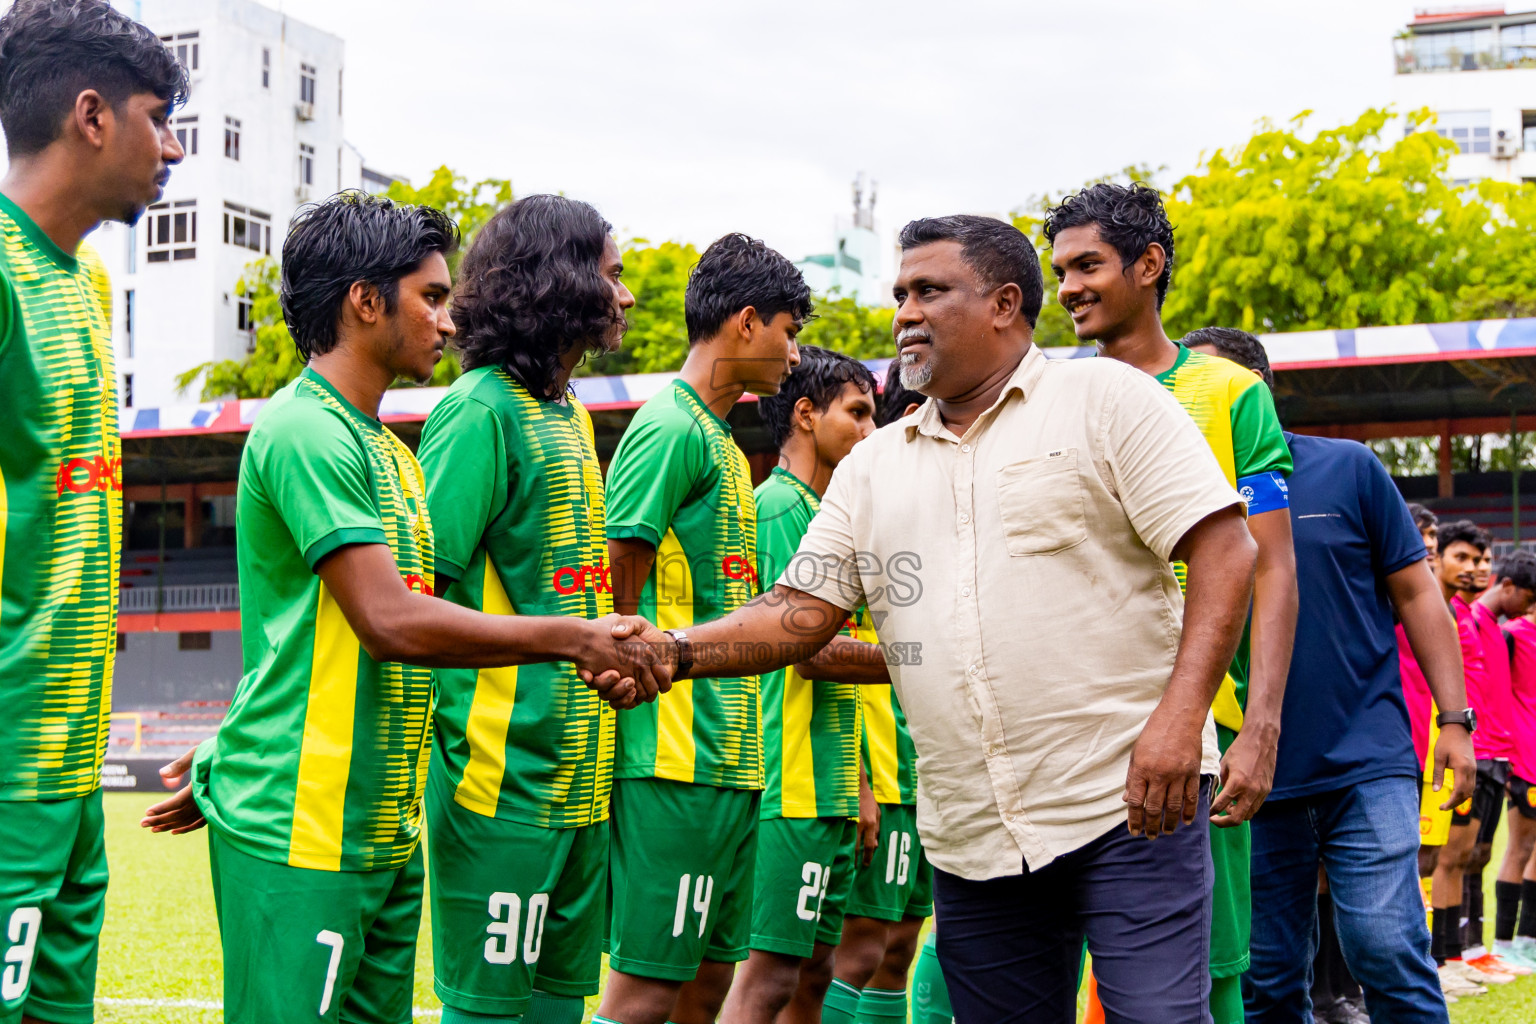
[749,816,857,957]
[607,777,760,981]
[0,790,106,1024]
[1210,726,1251,978]
[209,826,423,1024]
[846,803,934,922]
[426,776,608,1015]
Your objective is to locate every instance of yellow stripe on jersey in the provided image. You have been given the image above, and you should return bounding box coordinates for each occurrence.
[862,689,902,804]
[290,584,360,871]
[1164,359,1239,486]
[454,561,520,817]
[780,667,817,816]
[654,527,696,783]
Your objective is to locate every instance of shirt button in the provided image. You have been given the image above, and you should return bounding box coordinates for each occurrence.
[961,444,972,453]
[961,586,971,597]
[1005,811,1019,822]
[986,743,1000,756]
[959,513,971,524]
[969,664,980,676]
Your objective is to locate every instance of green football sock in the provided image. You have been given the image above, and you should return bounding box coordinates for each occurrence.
[440,1006,517,1024]
[856,986,907,1023]
[823,978,863,1024]
[522,991,584,1024]
[912,934,952,1023]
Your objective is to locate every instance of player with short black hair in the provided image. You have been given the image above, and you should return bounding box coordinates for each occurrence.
[143,192,665,1024]
[0,3,185,1019]
[722,346,882,1024]
[415,194,636,1024]
[597,233,809,1024]
[1050,184,1300,1024]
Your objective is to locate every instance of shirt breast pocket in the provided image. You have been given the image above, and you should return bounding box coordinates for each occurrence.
[995,449,1088,556]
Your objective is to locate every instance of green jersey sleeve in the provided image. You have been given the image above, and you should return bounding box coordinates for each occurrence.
[417,394,507,587]
[253,401,388,569]
[1229,380,1292,481]
[606,403,705,548]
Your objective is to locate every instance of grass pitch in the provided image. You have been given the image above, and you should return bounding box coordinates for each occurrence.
[95,793,1534,1022]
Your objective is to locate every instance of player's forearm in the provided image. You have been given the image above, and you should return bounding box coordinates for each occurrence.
[607,538,656,617]
[1390,563,1467,715]
[1161,509,1257,731]
[361,591,589,668]
[684,586,851,678]
[1243,516,1298,738]
[794,636,891,686]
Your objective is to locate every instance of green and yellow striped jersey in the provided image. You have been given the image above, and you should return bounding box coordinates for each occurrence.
[194,369,434,872]
[861,674,918,806]
[756,468,862,819]
[418,367,615,828]
[606,380,762,791]
[0,192,120,801]
[1155,345,1292,733]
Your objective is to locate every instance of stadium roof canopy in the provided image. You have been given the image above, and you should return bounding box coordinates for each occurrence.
[121,316,1536,486]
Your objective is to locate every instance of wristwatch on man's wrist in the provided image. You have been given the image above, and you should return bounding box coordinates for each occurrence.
[664,628,693,679]
[1436,708,1478,734]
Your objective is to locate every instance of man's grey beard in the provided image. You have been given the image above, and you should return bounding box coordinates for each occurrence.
[899,350,933,391]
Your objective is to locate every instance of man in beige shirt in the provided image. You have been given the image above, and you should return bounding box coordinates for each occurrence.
[602,215,1257,1023]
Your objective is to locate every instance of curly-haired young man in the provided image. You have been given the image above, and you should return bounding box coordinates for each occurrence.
[0,3,186,1021]
[414,194,637,1024]
[1045,184,1299,1024]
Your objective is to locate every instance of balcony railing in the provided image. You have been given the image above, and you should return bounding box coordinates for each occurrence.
[1395,41,1536,73]
[119,583,240,614]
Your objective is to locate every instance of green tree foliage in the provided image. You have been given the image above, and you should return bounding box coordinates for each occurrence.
[1161,108,1536,336]
[179,168,512,399]
[798,290,895,360]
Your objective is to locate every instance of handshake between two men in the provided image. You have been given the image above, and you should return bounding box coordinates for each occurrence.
[570,585,893,710]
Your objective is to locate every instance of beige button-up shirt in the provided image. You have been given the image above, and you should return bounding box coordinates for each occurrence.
[779,345,1242,880]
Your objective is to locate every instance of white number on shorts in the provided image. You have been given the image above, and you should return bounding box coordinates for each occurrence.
[484,891,551,966]
[315,929,345,1016]
[884,831,911,886]
[1,907,42,1002]
[796,862,832,922]
[671,874,715,938]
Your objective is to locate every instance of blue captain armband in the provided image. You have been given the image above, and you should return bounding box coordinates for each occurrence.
[1237,471,1289,515]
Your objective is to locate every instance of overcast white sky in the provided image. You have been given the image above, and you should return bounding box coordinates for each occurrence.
[227,3,1467,266]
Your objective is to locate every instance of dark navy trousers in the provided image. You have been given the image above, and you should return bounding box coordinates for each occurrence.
[933,781,1214,1024]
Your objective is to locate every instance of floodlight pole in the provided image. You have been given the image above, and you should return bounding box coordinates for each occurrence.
[1513,407,1522,547]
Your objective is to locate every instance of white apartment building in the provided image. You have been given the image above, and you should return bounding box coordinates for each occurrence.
[1392,6,1536,184]
[87,0,394,409]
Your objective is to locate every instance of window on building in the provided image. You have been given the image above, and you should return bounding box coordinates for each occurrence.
[124,289,135,358]
[262,47,271,89]
[123,373,133,408]
[224,116,241,161]
[1525,112,1536,153]
[299,143,315,187]
[300,63,317,105]
[222,202,271,255]
[1403,27,1495,71]
[1416,109,1493,155]
[173,114,198,156]
[146,200,197,262]
[178,632,212,651]
[158,31,200,72]
[1504,21,1536,65]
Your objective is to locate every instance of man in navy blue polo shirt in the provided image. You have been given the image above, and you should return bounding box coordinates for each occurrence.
[1184,328,1477,1023]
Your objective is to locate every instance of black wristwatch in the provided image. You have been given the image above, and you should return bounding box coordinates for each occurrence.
[664,628,693,679]
[1436,708,1478,734]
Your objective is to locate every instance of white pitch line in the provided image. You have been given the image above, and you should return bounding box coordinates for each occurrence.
[97,997,442,1017]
